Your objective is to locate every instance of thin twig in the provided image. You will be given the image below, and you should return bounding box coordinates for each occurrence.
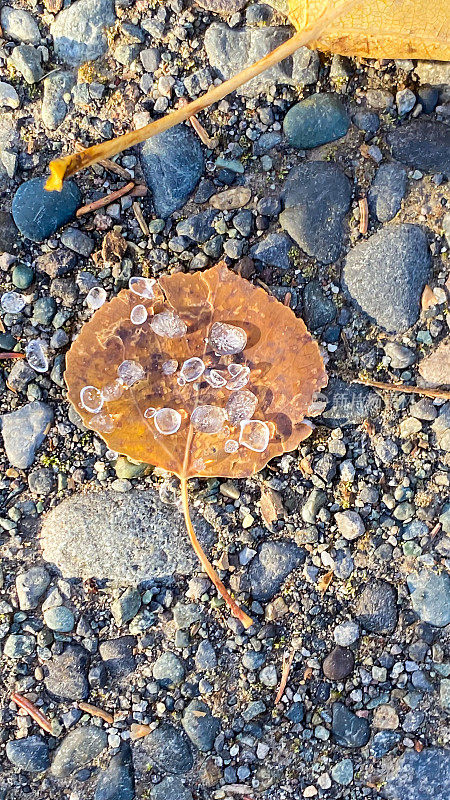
[76,182,135,217]
[132,201,150,236]
[78,701,114,724]
[275,649,296,705]
[353,377,450,401]
[74,142,133,181]
[358,197,368,234]
[178,98,218,149]
[11,692,52,734]
[0,352,25,360]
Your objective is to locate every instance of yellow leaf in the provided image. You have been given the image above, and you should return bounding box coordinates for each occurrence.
[286,0,450,60]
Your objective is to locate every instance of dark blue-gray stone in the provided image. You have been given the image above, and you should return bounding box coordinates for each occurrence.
[368,163,407,222]
[332,702,370,748]
[6,736,50,772]
[355,581,398,633]
[280,162,351,264]
[370,731,401,760]
[343,224,430,333]
[382,748,450,800]
[182,699,220,752]
[283,93,350,150]
[249,540,306,601]
[142,723,194,774]
[150,776,193,800]
[303,280,336,330]
[51,726,107,777]
[250,232,292,270]
[176,210,218,243]
[140,126,204,218]
[95,743,135,800]
[318,378,383,429]
[12,177,81,242]
[387,121,450,175]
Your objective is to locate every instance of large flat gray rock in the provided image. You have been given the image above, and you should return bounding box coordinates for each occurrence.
[1,401,53,468]
[40,489,214,586]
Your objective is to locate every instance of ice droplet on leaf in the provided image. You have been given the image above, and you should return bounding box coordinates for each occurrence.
[129,276,156,298]
[191,405,227,434]
[224,439,239,453]
[144,406,156,418]
[80,385,104,413]
[25,340,48,373]
[226,390,258,425]
[209,321,247,355]
[239,419,270,452]
[226,365,250,390]
[89,412,115,433]
[162,359,178,376]
[86,286,106,310]
[101,379,124,402]
[1,291,25,313]
[150,310,187,338]
[105,449,118,460]
[154,407,181,435]
[130,304,148,325]
[180,357,205,382]
[118,360,145,387]
[204,368,227,388]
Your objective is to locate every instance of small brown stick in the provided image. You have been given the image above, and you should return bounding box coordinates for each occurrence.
[353,377,450,401]
[76,182,135,217]
[0,352,25,360]
[275,649,296,705]
[132,201,150,236]
[177,97,218,149]
[358,197,368,234]
[78,701,114,724]
[74,142,132,181]
[11,692,52,734]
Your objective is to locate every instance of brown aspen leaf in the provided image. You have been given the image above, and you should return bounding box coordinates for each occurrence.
[286,0,450,60]
[65,263,327,628]
[65,262,327,480]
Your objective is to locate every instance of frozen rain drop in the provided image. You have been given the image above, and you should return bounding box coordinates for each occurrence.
[144,406,156,418]
[162,359,178,376]
[118,360,145,387]
[209,321,247,355]
[224,439,239,453]
[204,368,227,388]
[177,375,186,387]
[150,310,187,339]
[89,413,115,433]
[101,379,124,402]
[180,357,205,382]
[154,407,182,435]
[190,405,226,434]
[239,419,270,452]
[130,304,148,325]
[226,365,250,391]
[105,449,118,460]
[86,286,106,310]
[1,291,25,314]
[226,390,258,425]
[80,385,103,413]
[129,276,156,299]
[25,340,48,373]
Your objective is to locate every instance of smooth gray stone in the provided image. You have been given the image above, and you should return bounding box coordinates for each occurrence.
[248,540,305,601]
[94,743,135,800]
[141,724,194,774]
[368,163,407,222]
[51,0,116,66]
[1,401,53,469]
[318,378,383,428]
[283,93,350,150]
[343,224,430,333]
[407,570,450,628]
[6,736,49,773]
[382,747,450,800]
[388,121,450,175]
[40,489,213,586]
[51,726,107,777]
[41,71,75,130]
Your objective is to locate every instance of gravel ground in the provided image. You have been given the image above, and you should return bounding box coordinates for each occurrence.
[0,1,450,799]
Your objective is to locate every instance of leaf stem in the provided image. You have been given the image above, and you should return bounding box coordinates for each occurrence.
[179,477,253,629]
[353,378,450,401]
